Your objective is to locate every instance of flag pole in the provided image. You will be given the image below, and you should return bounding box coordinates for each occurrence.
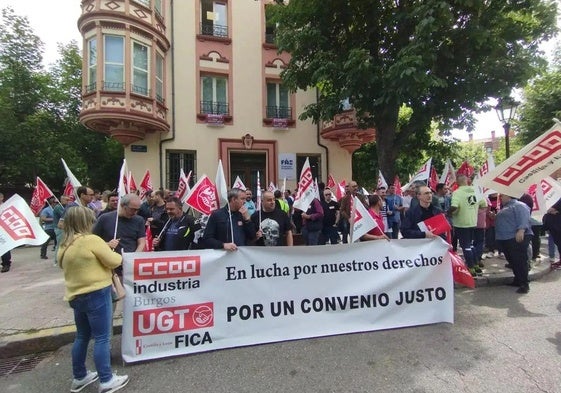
[349,196,356,244]
[227,201,234,243]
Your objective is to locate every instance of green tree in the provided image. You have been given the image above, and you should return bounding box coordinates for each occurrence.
[0,7,122,193]
[516,67,561,144]
[273,0,557,181]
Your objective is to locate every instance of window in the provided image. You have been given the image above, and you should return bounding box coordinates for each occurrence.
[201,75,228,115]
[167,151,196,190]
[132,42,149,96]
[87,38,97,92]
[155,0,163,17]
[200,0,228,38]
[104,35,124,91]
[155,53,164,103]
[133,0,150,7]
[266,82,291,119]
[264,4,277,44]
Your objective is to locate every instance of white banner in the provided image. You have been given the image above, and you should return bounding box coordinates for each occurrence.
[121,239,453,363]
[477,123,561,196]
[279,153,297,180]
[0,194,49,255]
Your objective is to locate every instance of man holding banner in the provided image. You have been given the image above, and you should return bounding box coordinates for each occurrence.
[203,188,256,251]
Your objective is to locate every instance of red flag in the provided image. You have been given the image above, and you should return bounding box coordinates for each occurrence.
[336,180,346,201]
[185,175,218,215]
[327,174,337,189]
[393,176,403,197]
[456,161,474,178]
[449,250,475,288]
[144,225,153,251]
[128,172,138,193]
[417,213,451,236]
[429,166,439,191]
[62,180,75,202]
[30,177,55,216]
[139,170,153,201]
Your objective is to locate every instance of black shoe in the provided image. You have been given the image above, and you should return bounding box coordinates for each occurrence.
[506,281,521,287]
[504,263,512,269]
[40,256,48,260]
[516,285,529,294]
[1,266,10,273]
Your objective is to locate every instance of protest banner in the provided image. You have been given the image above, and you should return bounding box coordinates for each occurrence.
[121,239,453,363]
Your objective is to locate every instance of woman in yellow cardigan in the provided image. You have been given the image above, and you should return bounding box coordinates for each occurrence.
[58,206,129,393]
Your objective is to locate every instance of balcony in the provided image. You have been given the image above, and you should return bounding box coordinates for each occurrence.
[197,101,232,124]
[199,23,228,38]
[321,109,376,153]
[80,81,170,145]
[266,106,292,119]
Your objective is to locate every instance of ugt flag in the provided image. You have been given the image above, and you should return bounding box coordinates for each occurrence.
[0,194,49,255]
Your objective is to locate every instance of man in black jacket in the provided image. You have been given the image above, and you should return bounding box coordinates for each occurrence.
[202,188,256,251]
[401,185,443,239]
[153,197,198,251]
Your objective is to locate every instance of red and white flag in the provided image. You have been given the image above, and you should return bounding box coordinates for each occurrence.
[185,174,218,215]
[176,169,192,203]
[327,174,337,189]
[61,158,82,200]
[215,159,228,208]
[449,250,475,288]
[144,225,153,252]
[410,158,432,183]
[474,154,496,197]
[62,181,75,202]
[139,170,153,201]
[456,160,475,178]
[0,194,49,255]
[268,182,277,192]
[336,180,346,201]
[439,159,456,187]
[293,157,315,211]
[417,213,452,236]
[30,177,55,216]
[128,172,138,193]
[393,176,403,197]
[117,159,129,197]
[377,170,388,190]
[428,166,439,191]
[478,122,561,196]
[232,176,246,191]
[540,177,561,208]
[527,183,547,220]
[350,195,377,243]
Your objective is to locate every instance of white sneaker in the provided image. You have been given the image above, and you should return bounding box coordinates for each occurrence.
[99,374,129,393]
[71,371,98,392]
[486,252,494,258]
[481,254,487,260]
[494,251,499,257]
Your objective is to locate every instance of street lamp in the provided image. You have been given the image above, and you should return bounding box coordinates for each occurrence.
[494,97,519,158]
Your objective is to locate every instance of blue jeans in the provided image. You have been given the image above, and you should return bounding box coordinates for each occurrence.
[69,285,113,383]
[320,226,339,245]
[302,227,321,245]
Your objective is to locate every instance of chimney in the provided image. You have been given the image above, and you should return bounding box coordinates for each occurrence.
[491,130,495,140]
[468,133,473,142]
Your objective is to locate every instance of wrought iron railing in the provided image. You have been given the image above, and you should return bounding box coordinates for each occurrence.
[266,105,292,119]
[200,23,228,38]
[103,81,125,91]
[85,82,97,93]
[132,84,150,96]
[200,101,229,115]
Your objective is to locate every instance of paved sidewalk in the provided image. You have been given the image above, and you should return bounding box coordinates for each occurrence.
[0,241,555,359]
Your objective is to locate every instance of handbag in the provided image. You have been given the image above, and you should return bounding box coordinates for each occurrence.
[112,273,126,301]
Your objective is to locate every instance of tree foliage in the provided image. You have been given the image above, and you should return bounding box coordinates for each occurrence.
[272,0,558,181]
[0,7,122,194]
[516,66,561,144]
